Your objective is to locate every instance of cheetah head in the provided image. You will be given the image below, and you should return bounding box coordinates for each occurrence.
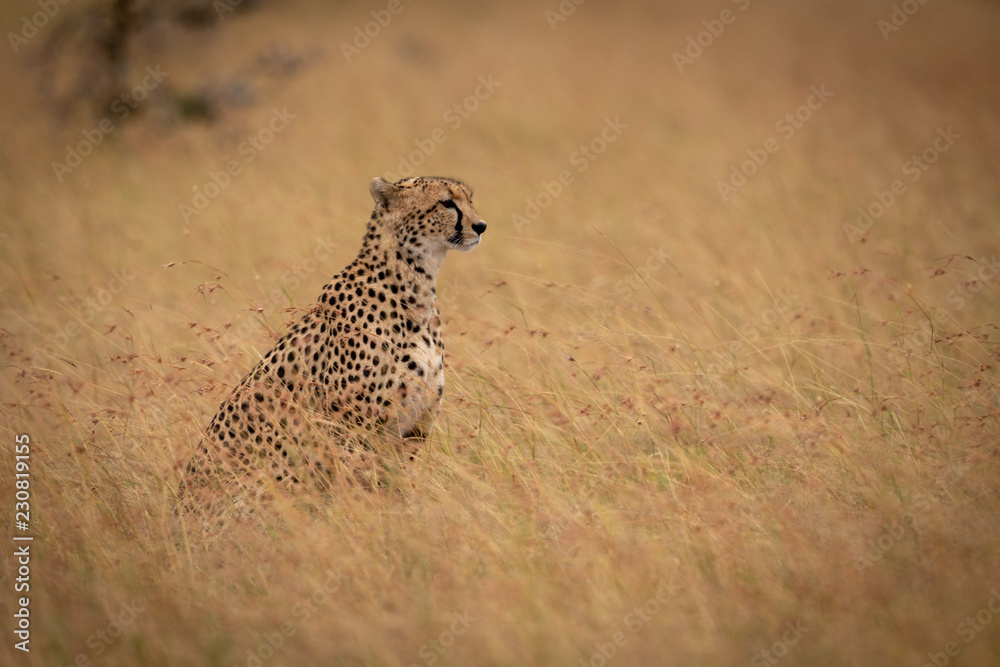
[369,176,486,258]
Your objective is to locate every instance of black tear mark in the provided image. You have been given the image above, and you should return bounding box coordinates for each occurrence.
[441,200,465,244]
[440,199,463,228]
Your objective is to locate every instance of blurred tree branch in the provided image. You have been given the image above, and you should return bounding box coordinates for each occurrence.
[32,0,295,128]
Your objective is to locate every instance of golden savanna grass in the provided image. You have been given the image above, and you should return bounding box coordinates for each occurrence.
[1,0,999,665]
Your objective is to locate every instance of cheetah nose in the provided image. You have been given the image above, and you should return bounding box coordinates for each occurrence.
[472,221,487,235]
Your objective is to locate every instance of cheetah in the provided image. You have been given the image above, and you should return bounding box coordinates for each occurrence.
[176,176,486,513]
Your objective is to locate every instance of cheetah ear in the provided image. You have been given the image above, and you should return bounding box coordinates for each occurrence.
[370,177,400,210]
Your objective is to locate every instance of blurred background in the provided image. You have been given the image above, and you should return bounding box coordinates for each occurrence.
[1,0,999,665]
[2,0,998,321]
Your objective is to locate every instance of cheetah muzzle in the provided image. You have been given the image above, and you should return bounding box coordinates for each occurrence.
[176,176,486,513]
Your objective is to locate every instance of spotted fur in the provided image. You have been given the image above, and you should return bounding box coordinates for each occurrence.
[177,176,486,512]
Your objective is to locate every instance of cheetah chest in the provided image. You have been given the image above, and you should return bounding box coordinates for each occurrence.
[390,317,445,436]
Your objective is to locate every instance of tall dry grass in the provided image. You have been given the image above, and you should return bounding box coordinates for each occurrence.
[1,0,999,665]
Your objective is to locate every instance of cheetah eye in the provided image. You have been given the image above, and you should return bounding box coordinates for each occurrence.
[439,199,463,227]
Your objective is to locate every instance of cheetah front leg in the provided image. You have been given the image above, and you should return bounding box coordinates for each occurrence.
[397,396,442,461]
